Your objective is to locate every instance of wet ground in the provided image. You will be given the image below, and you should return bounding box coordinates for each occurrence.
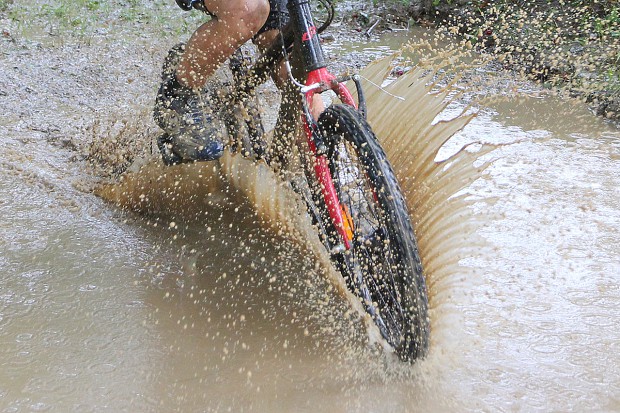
[2,12,620,413]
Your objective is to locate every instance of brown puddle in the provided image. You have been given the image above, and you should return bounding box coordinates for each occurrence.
[2,32,619,412]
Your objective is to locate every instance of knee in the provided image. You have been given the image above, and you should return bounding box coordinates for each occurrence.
[220,0,270,41]
[240,0,270,38]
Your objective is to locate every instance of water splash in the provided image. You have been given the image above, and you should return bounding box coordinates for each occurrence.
[97,53,496,356]
[356,55,493,343]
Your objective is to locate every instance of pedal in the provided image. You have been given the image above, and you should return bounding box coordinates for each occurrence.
[156,134,183,166]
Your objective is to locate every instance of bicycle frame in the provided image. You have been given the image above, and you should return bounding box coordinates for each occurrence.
[234,0,364,251]
[290,0,360,250]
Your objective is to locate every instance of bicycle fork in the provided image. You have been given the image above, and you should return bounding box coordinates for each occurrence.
[301,67,359,252]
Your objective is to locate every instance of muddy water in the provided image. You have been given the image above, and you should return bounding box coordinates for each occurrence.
[437,96,620,411]
[2,39,620,413]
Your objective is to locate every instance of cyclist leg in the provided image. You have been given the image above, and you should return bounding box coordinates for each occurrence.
[253,4,325,120]
[154,0,270,162]
[252,0,289,88]
[177,0,270,88]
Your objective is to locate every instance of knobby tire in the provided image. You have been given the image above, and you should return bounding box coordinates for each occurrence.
[316,104,430,362]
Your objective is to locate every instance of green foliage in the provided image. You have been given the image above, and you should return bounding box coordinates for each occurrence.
[593,6,620,38]
[433,0,619,106]
[0,0,12,12]
[3,0,202,42]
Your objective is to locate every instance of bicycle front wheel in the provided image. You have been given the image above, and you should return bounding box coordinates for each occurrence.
[317,104,430,362]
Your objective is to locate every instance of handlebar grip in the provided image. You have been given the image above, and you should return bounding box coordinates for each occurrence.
[174,0,193,11]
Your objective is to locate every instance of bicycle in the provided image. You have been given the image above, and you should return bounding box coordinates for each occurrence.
[158,0,430,362]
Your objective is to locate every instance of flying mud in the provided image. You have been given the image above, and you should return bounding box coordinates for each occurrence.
[98,53,495,355]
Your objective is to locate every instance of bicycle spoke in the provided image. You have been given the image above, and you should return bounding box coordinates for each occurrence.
[331,139,411,343]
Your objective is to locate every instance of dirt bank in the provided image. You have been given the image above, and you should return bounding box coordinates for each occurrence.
[439,1,619,122]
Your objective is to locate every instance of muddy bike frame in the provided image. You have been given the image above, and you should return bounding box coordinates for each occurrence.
[232,0,369,251]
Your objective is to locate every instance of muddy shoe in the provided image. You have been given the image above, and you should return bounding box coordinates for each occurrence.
[153,75,226,162]
[153,44,226,162]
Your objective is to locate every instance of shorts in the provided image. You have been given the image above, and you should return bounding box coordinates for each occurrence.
[256,0,290,36]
